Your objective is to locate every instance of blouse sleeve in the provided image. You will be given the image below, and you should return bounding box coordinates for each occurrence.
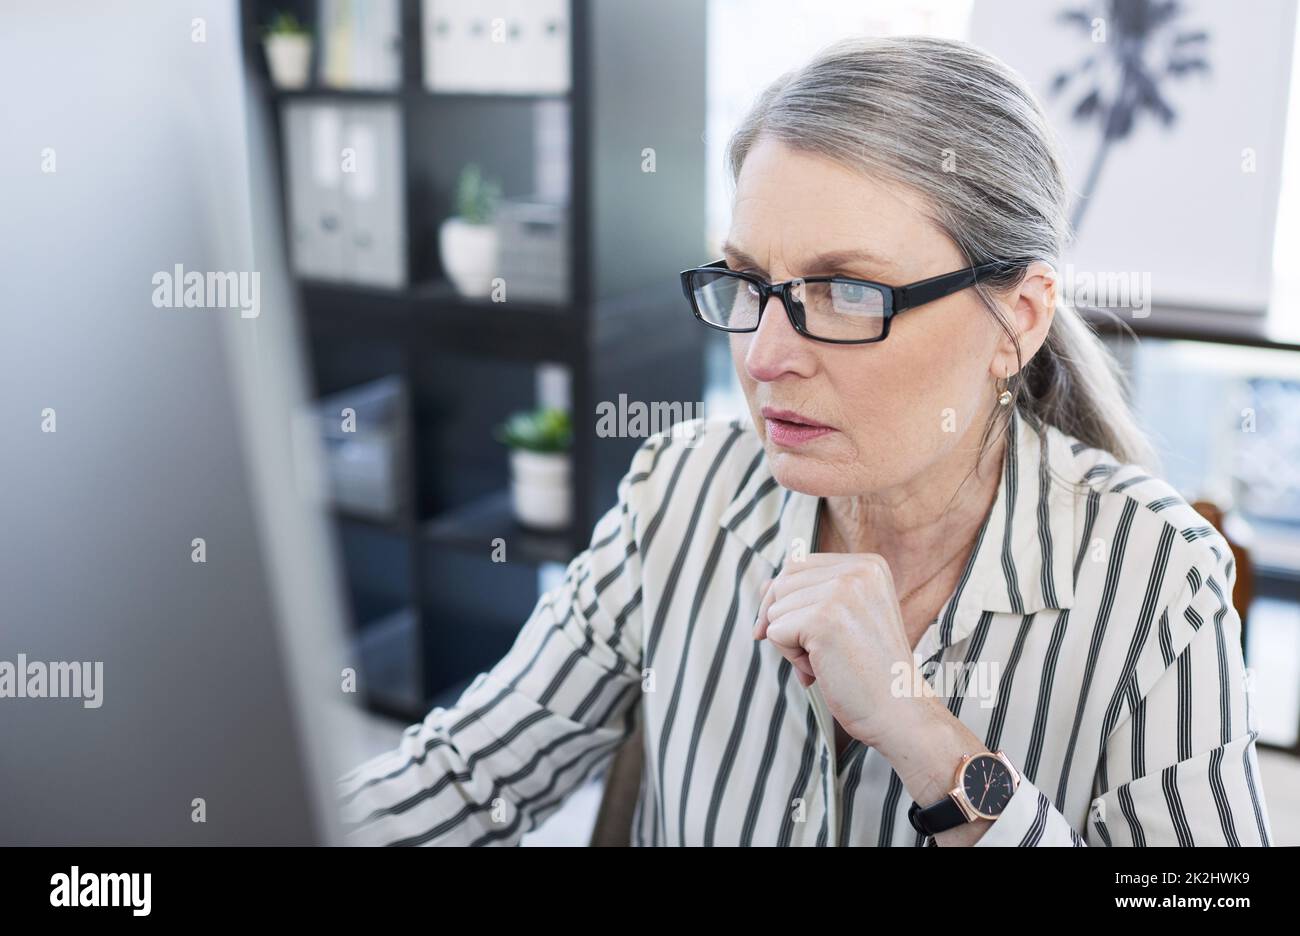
[976,539,1272,847]
[335,435,669,846]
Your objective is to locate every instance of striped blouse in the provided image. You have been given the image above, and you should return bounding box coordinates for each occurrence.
[338,407,1273,846]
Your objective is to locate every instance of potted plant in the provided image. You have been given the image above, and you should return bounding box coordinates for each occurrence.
[495,406,572,530]
[263,12,313,90]
[439,163,502,299]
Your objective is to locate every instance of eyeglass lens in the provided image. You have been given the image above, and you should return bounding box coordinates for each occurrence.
[689,269,886,341]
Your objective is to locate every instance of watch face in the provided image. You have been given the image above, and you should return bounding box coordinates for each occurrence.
[962,754,1015,819]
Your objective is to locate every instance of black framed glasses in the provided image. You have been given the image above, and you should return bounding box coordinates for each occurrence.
[678,257,1023,344]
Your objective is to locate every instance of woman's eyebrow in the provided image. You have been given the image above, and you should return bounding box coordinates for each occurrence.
[720,242,762,270]
[804,248,892,276]
[720,243,890,278]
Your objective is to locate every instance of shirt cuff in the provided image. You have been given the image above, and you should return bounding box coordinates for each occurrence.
[974,774,1085,847]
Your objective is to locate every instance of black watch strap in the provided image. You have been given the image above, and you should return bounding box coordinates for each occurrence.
[908,793,967,836]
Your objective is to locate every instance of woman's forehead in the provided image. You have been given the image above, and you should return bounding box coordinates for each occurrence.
[729,140,942,276]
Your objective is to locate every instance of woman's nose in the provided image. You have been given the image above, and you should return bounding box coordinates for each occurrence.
[743,291,814,383]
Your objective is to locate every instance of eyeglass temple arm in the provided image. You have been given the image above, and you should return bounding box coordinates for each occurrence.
[891,260,1021,313]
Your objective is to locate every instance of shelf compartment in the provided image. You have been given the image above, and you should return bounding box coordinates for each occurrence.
[333,507,413,536]
[409,280,581,363]
[348,606,429,723]
[297,278,582,363]
[423,489,578,566]
[266,81,570,105]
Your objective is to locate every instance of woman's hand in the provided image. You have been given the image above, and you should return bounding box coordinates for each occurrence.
[753,552,928,750]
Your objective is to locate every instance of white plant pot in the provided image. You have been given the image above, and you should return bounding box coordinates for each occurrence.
[439,217,499,299]
[264,34,312,90]
[509,449,571,531]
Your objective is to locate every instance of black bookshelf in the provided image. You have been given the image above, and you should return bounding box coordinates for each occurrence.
[424,490,577,566]
[241,0,707,721]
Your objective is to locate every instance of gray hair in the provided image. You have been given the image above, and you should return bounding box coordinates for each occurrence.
[725,34,1157,470]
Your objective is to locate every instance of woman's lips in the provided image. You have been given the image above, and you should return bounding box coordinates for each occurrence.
[760,407,835,447]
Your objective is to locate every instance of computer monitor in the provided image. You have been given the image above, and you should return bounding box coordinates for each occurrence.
[0,0,364,845]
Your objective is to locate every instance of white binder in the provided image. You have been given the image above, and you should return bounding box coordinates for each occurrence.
[423,0,570,95]
[341,104,407,287]
[354,0,403,89]
[281,101,407,287]
[282,101,346,279]
[319,0,402,90]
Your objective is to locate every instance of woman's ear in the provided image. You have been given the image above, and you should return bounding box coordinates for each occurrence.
[992,260,1057,378]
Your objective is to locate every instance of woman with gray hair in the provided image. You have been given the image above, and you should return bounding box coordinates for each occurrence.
[340,35,1272,846]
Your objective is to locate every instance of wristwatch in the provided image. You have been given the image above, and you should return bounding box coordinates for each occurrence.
[907,750,1020,836]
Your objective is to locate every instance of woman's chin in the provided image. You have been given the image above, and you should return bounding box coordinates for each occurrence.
[765,449,847,497]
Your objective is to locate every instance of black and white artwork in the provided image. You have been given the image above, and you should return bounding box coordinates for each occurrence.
[971,0,1296,314]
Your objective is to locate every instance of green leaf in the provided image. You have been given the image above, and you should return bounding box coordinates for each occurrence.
[455,163,503,225]
[494,406,572,453]
[264,11,310,37]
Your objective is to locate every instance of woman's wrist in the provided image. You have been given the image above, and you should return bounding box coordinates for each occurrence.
[872,692,985,805]
[871,694,997,845]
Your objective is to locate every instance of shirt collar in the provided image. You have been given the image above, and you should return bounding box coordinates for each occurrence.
[720,407,1077,656]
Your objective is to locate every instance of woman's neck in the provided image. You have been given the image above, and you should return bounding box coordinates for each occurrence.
[818,430,1007,609]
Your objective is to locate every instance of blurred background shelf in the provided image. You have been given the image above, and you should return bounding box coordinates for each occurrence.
[299,278,582,361]
[242,0,707,719]
[408,280,581,363]
[424,490,579,566]
[333,507,413,536]
[273,86,405,100]
[272,86,570,103]
[1083,305,1300,354]
[348,606,428,722]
